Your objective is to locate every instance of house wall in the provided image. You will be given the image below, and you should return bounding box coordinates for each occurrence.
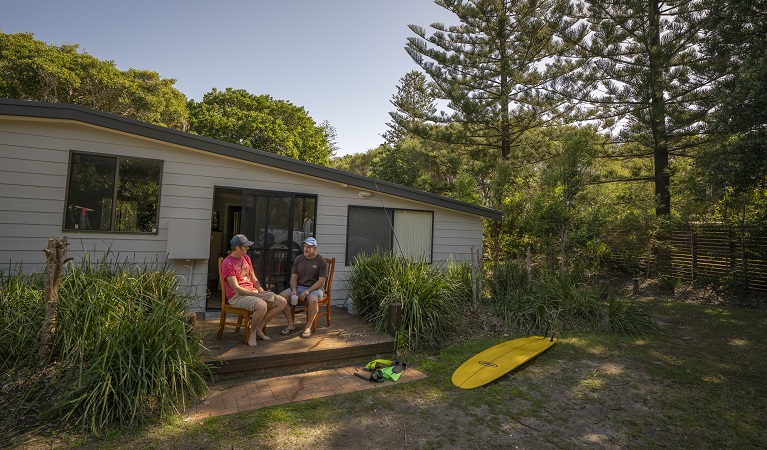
[0,116,484,311]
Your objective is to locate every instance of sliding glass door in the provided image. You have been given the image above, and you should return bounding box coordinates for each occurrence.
[240,190,316,293]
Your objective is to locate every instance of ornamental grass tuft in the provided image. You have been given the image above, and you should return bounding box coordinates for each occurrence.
[0,254,209,438]
[346,252,469,350]
[486,260,653,336]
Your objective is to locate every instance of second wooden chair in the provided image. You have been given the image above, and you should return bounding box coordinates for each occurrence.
[290,257,335,333]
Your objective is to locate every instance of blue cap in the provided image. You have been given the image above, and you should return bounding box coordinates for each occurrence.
[230,234,254,247]
[302,237,317,246]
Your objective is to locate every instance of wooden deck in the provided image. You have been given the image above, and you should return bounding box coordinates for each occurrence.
[198,306,396,375]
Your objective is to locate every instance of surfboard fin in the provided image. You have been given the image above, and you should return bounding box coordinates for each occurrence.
[550,333,556,342]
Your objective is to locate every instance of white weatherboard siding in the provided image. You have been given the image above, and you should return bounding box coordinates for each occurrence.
[0,115,485,312]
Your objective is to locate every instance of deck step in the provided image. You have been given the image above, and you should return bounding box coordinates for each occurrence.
[198,306,396,375]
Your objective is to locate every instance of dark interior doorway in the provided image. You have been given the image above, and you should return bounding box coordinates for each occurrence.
[207,187,317,310]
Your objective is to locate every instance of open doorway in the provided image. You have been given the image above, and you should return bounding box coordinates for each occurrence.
[206,187,317,311]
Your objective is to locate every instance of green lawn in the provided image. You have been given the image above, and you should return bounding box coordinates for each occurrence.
[15,297,767,449]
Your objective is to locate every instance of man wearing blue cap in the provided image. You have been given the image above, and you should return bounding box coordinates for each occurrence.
[278,237,328,338]
[221,234,288,346]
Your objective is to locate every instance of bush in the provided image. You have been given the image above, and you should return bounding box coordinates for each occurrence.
[346,252,470,350]
[0,255,209,436]
[487,261,653,336]
[0,269,46,371]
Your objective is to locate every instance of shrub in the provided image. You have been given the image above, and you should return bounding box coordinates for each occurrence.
[0,269,46,372]
[0,255,209,436]
[487,260,653,335]
[346,252,468,350]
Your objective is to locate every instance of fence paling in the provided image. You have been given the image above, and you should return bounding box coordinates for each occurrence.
[669,225,767,292]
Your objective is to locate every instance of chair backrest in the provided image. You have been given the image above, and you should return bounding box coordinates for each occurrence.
[217,257,227,307]
[323,257,336,299]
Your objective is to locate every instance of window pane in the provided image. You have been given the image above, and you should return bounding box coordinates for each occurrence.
[64,152,162,233]
[64,153,116,231]
[393,210,433,262]
[116,157,162,232]
[268,196,292,248]
[347,207,392,263]
[294,196,316,248]
[251,195,268,248]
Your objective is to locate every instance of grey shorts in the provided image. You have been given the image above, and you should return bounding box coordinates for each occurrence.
[297,286,324,300]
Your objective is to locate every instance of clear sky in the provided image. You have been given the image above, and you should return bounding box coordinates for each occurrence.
[1,1,456,156]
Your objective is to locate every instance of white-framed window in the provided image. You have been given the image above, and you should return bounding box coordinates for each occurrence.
[346,206,433,264]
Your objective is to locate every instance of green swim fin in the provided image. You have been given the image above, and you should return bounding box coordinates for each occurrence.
[365,359,393,370]
[380,361,407,381]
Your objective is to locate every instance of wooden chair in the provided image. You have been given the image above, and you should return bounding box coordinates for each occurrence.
[290,257,335,333]
[215,257,260,344]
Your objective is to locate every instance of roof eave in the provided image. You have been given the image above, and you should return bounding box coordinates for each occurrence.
[0,99,502,220]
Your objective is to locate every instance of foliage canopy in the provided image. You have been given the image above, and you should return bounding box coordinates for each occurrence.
[188,87,333,165]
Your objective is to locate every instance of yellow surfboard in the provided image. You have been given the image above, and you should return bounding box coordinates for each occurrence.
[452,336,556,389]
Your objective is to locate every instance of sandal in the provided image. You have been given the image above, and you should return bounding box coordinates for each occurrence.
[300,329,312,338]
[280,327,296,335]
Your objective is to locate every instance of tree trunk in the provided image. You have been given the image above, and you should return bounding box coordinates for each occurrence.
[648,0,672,288]
[648,0,670,217]
[38,236,68,361]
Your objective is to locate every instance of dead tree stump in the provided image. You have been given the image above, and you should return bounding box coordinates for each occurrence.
[38,236,68,361]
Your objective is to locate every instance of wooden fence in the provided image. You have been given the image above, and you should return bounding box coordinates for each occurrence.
[669,225,767,292]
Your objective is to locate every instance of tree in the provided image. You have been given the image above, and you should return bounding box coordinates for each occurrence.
[698,0,767,202]
[0,31,188,130]
[119,68,189,131]
[380,71,480,199]
[561,1,715,217]
[405,0,573,162]
[404,0,578,264]
[383,70,437,144]
[369,137,460,195]
[328,148,383,176]
[320,120,340,157]
[370,142,421,188]
[188,88,333,165]
[523,126,602,272]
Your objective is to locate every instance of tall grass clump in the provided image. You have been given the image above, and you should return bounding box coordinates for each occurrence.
[446,259,475,303]
[487,260,653,335]
[346,252,469,350]
[1,254,209,437]
[0,269,46,372]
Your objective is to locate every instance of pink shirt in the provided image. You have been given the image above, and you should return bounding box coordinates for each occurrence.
[220,254,255,300]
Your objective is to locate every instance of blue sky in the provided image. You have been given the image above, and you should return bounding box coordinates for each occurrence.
[1,1,456,156]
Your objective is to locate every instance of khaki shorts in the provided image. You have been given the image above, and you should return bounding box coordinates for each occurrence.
[228,293,262,311]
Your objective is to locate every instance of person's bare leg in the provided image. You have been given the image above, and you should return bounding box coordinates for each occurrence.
[302,296,319,337]
[256,296,287,340]
[282,308,295,331]
[248,302,267,347]
[278,289,296,333]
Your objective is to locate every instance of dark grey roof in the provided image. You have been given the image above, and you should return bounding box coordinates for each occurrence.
[0,99,501,219]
